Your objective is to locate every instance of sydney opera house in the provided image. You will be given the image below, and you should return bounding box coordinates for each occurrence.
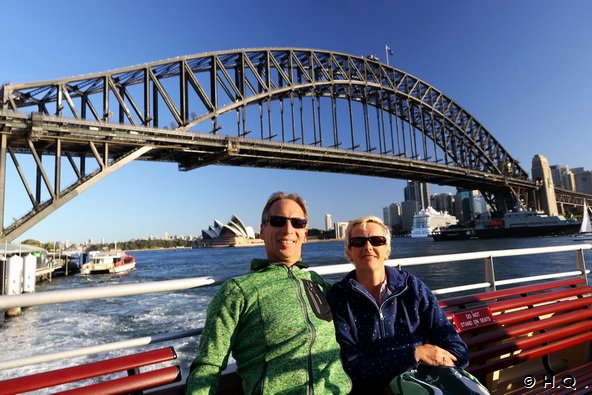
[198,215,263,247]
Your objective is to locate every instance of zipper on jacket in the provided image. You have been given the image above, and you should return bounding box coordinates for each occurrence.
[352,286,387,338]
[352,281,409,339]
[287,266,315,395]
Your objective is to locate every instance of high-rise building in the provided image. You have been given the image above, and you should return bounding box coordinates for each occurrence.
[404,181,429,210]
[401,200,418,232]
[430,193,454,213]
[573,167,592,194]
[334,222,349,239]
[383,206,390,227]
[550,165,576,191]
[383,203,402,233]
[324,214,333,231]
[453,189,487,225]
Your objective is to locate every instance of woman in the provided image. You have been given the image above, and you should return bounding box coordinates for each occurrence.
[327,216,468,394]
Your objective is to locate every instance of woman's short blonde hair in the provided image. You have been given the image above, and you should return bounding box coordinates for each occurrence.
[344,215,392,258]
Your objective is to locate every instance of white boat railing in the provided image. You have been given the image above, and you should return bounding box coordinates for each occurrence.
[1,244,590,372]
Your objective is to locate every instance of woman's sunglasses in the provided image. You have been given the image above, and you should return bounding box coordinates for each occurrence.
[349,236,387,248]
[266,215,308,229]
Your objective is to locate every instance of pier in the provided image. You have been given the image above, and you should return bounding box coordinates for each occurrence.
[0,244,69,317]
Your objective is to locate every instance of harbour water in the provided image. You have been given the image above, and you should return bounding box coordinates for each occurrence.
[1,236,591,385]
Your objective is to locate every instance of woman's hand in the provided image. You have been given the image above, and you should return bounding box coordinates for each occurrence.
[414,344,457,366]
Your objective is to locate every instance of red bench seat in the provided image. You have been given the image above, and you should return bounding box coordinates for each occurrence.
[0,346,181,395]
[439,277,592,394]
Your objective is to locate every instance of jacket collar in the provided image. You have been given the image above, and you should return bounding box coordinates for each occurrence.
[250,258,308,271]
[345,265,409,294]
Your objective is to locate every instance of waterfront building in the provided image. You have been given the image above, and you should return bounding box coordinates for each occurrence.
[454,189,472,225]
[411,207,458,238]
[382,206,390,227]
[404,181,429,210]
[325,214,333,231]
[453,189,487,225]
[199,215,259,247]
[334,222,348,239]
[550,165,576,191]
[401,200,419,233]
[431,193,454,214]
[572,167,592,194]
[383,203,402,233]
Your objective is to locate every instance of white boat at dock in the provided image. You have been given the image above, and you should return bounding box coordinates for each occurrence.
[1,243,591,394]
[79,252,136,275]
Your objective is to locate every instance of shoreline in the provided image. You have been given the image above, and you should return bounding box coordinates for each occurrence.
[126,238,340,252]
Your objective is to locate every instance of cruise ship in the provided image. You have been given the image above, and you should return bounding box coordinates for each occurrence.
[410,206,458,238]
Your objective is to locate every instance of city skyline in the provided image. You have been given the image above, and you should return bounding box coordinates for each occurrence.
[2,1,591,244]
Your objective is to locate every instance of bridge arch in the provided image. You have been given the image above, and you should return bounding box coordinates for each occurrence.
[1,48,538,241]
[3,48,527,180]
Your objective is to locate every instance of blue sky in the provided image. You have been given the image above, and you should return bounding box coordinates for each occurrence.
[2,0,591,244]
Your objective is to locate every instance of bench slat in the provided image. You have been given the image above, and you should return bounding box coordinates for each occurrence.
[486,286,591,313]
[55,365,181,395]
[445,287,592,323]
[470,329,592,376]
[0,347,177,394]
[470,320,592,363]
[493,295,592,326]
[465,305,592,348]
[439,276,592,391]
[440,278,586,309]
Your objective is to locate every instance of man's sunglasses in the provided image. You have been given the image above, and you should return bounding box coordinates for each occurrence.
[266,215,308,229]
[349,236,387,248]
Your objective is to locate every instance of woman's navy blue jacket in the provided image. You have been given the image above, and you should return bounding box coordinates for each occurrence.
[327,266,469,393]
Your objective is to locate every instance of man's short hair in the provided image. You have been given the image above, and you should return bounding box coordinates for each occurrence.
[261,192,308,223]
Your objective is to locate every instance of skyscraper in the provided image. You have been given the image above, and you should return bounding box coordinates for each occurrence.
[404,181,429,210]
[550,165,576,191]
[430,193,454,213]
[383,203,402,233]
[572,168,592,194]
[324,213,333,231]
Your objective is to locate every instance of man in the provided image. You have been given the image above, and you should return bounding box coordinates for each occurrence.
[186,192,351,394]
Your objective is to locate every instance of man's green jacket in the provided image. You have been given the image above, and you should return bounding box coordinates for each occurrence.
[186,259,351,394]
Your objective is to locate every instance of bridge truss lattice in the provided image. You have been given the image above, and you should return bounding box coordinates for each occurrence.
[0,48,541,241]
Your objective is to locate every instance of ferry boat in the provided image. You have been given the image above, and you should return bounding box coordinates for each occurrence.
[474,208,580,239]
[432,225,477,241]
[1,244,591,394]
[79,252,136,275]
[109,254,137,273]
[410,206,458,238]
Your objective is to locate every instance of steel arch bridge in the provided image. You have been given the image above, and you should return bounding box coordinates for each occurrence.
[0,47,579,241]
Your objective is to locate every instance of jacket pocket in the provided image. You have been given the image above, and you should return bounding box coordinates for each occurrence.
[302,279,333,321]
